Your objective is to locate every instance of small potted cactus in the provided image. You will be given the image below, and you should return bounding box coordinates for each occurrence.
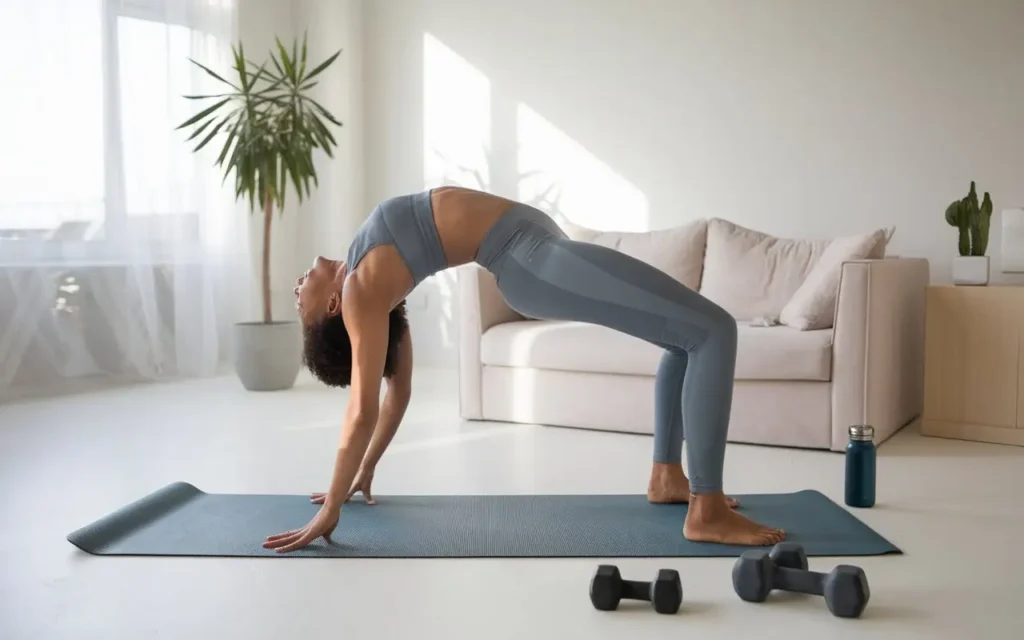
[945,181,994,285]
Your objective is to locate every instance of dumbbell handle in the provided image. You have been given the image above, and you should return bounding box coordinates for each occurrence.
[773,566,826,597]
[619,579,654,602]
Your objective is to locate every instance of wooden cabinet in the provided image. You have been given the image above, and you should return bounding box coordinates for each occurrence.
[922,285,1024,445]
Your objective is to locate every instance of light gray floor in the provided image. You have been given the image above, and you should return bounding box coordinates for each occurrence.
[2,369,1022,639]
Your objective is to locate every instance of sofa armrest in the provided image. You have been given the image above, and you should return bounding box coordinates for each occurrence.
[830,257,929,450]
[457,264,523,419]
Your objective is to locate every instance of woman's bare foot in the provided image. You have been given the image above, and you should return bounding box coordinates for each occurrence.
[683,491,785,546]
[647,463,739,508]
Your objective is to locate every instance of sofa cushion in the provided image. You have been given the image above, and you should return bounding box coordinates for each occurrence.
[699,219,894,322]
[779,227,892,330]
[590,221,708,290]
[699,219,829,321]
[480,320,833,381]
[558,218,708,290]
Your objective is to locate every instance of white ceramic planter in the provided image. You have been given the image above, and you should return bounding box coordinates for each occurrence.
[952,255,989,286]
[232,321,302,391]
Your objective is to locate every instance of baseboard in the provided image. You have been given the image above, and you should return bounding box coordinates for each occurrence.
[921,418,1024,447]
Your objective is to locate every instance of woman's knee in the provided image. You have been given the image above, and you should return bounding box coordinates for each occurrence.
[705,305,738,348]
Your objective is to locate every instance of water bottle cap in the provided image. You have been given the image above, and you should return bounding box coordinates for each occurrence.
[849,425,875,441]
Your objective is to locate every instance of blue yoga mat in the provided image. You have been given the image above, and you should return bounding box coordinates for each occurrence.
[67,482,900,558]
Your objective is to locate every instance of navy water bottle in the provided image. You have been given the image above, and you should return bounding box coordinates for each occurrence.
[845,425,876,508]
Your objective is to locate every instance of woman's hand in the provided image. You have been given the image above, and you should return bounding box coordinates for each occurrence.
[311,467,376,505]
[346,466,376,505]
[262,503,341,553]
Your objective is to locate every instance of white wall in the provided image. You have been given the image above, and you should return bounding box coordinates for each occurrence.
[362,0,1024,366]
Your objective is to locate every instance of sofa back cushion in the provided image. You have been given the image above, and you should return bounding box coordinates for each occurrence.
[699,219,830,320]
[779,227,892,330]
[559,218,708,290]
[699,218,894,322]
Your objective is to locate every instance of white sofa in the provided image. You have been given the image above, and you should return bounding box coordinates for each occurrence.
[457,217,929,452]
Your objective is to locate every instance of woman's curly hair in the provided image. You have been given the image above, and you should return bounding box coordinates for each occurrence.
[301,301,409,387]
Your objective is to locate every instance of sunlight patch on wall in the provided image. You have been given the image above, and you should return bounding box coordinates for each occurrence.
[516,103,649,232]
[422,33,491,191]
[420,33,493,355]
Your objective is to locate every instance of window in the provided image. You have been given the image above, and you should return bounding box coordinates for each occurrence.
[0,0,232,264]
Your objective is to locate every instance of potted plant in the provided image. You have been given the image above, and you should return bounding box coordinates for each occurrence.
[177,35,343,390]
[945,181,994,286]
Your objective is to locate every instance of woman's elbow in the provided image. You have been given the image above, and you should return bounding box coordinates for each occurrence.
[347,402,380,429]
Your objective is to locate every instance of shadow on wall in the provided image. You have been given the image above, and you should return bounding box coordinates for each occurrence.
[422,33,649,231]
[412,32,650,365]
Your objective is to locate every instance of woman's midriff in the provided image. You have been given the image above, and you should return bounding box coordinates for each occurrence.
[429,187,516,267]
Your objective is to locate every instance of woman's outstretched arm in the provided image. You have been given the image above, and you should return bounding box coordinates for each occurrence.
[347,325,412,503]
[264,284,392,553]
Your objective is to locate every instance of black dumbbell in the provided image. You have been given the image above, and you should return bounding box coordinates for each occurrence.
[732,542,870,618]
[589,565,682,614]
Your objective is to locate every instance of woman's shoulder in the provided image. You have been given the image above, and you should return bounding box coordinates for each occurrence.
[343,249,412,319]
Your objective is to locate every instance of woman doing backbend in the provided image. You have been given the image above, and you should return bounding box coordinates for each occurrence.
[264,186,786,553]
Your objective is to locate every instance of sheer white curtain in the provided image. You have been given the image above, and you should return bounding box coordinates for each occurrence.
[0,0,250,401]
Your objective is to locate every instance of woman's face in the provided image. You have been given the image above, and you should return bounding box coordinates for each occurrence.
[295,256,347,325]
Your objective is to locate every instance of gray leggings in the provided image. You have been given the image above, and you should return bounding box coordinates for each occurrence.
[475,203,737,494]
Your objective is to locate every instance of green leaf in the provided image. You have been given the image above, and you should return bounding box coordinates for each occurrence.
[291,150,311,195]
[272,155,281,206]
[296,141,316,196]
[310,113,337,145]
[176,97,231,130]
[188,58,239,91]
[263,160,275,210]
[246,155,258,212]
[239,59,264,95]
[299,150,318,190]
[234,151,247,192]
[304,97,343,127]
[282,151,305,201]
[185,117,215,141]
[298,31,309,81]
[221,142,240,184]
[182,92,237,100]
[268,51,288,84]
[250,94,290,109]
[253,74,287,95]
[275,36,297,82]
[277,151,288,208]
[245,60,282,84]
[301,50,341,84]
[257,159,267,211]
[193,111,234,152]
[216,118,242,166]
[307,119,335,157]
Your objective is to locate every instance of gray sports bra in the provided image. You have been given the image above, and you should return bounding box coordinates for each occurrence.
[346,190,448,288]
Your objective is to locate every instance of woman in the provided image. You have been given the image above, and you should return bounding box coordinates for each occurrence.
[264,186,785,553]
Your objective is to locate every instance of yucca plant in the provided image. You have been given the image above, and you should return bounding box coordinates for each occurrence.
[176,34,343,323]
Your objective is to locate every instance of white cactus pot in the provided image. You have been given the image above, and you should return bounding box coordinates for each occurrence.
[952,255,989,286]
